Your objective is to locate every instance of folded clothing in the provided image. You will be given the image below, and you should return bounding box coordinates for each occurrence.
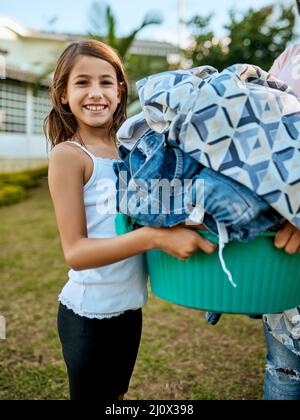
[119,64,300,229]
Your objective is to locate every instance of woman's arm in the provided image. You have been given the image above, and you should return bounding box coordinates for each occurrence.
[48,144,216,271]
[269,48,300,255]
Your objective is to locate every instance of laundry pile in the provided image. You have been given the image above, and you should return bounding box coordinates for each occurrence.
[113,64,300,286]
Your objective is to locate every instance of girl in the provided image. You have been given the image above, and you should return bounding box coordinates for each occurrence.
[46,40,216,401]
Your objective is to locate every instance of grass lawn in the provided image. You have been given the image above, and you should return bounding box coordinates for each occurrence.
[0,181,266,400]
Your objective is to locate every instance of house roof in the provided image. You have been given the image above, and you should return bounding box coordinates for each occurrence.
[5,65,51,86]
[0,16,179,55]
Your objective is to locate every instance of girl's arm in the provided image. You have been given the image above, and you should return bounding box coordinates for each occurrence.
[48,144,216,271]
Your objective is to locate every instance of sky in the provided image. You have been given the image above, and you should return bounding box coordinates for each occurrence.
[0,0,298,45]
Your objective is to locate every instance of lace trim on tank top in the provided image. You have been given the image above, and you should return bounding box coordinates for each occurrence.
[59,295,127,320]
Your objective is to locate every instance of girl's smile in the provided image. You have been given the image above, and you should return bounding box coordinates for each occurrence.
[83,104,108,113]
[82,103,109,118]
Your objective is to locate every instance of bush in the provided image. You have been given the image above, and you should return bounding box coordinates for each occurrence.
[0,185,27,207]
[0,173,39,189]
[20,166,48,181]
[0,165,48,207]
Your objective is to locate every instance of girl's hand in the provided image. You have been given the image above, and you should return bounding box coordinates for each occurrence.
[152,225,216,260]
[274,222,300,254]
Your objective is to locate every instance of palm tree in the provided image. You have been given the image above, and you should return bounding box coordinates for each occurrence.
[88,2,162,60]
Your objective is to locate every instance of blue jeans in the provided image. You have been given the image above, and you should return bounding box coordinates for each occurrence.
[264,322,300,400]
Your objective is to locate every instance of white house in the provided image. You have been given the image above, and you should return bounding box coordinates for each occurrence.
[0,17,179,172]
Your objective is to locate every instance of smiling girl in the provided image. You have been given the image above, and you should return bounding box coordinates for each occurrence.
[46,40,215,401]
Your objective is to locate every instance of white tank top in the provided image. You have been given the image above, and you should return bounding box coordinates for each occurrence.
[58,141,148,319]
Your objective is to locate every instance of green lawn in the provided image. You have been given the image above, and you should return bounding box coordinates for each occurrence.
[0,181,266,400]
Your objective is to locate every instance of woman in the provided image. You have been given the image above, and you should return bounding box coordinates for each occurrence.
[262,0,300,400]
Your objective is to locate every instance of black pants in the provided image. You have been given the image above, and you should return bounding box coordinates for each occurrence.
[57,303,142,400]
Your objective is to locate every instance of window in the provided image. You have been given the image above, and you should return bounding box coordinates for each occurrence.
[33,88,51,135]
[0,79,27,133]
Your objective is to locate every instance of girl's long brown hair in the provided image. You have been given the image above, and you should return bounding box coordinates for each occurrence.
[44,40,128,147]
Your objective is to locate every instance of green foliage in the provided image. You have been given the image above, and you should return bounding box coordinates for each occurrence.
[0,173,39,189]
[0,185,27,207]
[0,166,48,207]
[186,4,296,71]
[19,166,48,181]
[88,2,162,60]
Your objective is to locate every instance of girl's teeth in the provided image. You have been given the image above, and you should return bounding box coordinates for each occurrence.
[86,106,106,111]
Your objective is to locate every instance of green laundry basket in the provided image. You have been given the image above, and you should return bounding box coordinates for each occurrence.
[115,214,300,314]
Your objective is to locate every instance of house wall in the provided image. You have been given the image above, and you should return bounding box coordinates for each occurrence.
[0,79,50,171]
[0,133,48,157]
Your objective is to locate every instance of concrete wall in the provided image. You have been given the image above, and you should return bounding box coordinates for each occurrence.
[0,133,49,172]
[0,133,49,158]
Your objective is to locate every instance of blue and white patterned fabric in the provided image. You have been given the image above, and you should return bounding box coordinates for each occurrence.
[136,64,300,229]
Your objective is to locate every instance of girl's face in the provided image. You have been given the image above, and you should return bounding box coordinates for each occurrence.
[62,54,121,132]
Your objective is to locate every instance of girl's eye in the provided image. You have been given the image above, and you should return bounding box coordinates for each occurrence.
[102,81,113,85]
[76,81,88,85]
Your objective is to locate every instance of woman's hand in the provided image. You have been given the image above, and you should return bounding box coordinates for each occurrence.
[151,225,216,260]
[274,222,300,254]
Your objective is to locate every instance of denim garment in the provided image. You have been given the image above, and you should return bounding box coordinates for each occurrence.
[113,132,205,228]
[263,322,300,400]
[198,167,283,242]
[205,311,222,325]
[113,132,283,241]
[136,64,300,229]
[263,308,300,355]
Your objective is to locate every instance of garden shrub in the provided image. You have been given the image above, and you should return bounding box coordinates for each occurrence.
[0,185,27,207]
[20,166,48,181]
[0,165,48,207]
[0,173,39,189]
